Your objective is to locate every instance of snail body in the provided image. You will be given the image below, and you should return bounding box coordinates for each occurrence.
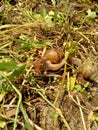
[70,57,82,66]
[44,58,66,71]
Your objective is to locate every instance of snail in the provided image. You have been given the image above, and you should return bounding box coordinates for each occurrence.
[34,48,65,74]
[71,57,98,83]
[79,59,98,82]
[34,48,98,83]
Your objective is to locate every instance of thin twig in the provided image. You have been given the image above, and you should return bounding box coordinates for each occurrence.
[76,96,87,130]
[53,51,69,105]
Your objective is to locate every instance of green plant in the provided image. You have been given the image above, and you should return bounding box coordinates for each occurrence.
[91,115,98,122]
[13,34,51,50]
[86,9,97,19]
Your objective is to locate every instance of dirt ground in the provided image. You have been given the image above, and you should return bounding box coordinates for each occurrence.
[0,0,98,130]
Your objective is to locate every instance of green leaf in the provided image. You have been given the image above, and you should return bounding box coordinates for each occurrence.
[13,38,32,50]
[19,43,32,50]
[0,60,17,70]
[40,8,46,18]
[20,104,32,130]
[86,9,96,19]
[13,38,25,44]
[8,64,26,80]
[24,40,51,49]
[33,40,51,48]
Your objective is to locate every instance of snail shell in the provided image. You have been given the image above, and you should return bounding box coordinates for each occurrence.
[44,48,64,64]
[80,59,98,81]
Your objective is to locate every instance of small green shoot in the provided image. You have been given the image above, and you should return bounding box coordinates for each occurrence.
[75,82,89,93]
[33,8,47,22]
[0,120,7,128]
[91,115,98,122]
[50,111,59,129]
[86,9,96,19]
[45,14,54,27]
[51,0,56,7]
[50,111,59,121]
[70,76,76,91]
[63,76,76,91]
[33,8,63,27]
[63,41,77,54]
[75,85,85,93]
